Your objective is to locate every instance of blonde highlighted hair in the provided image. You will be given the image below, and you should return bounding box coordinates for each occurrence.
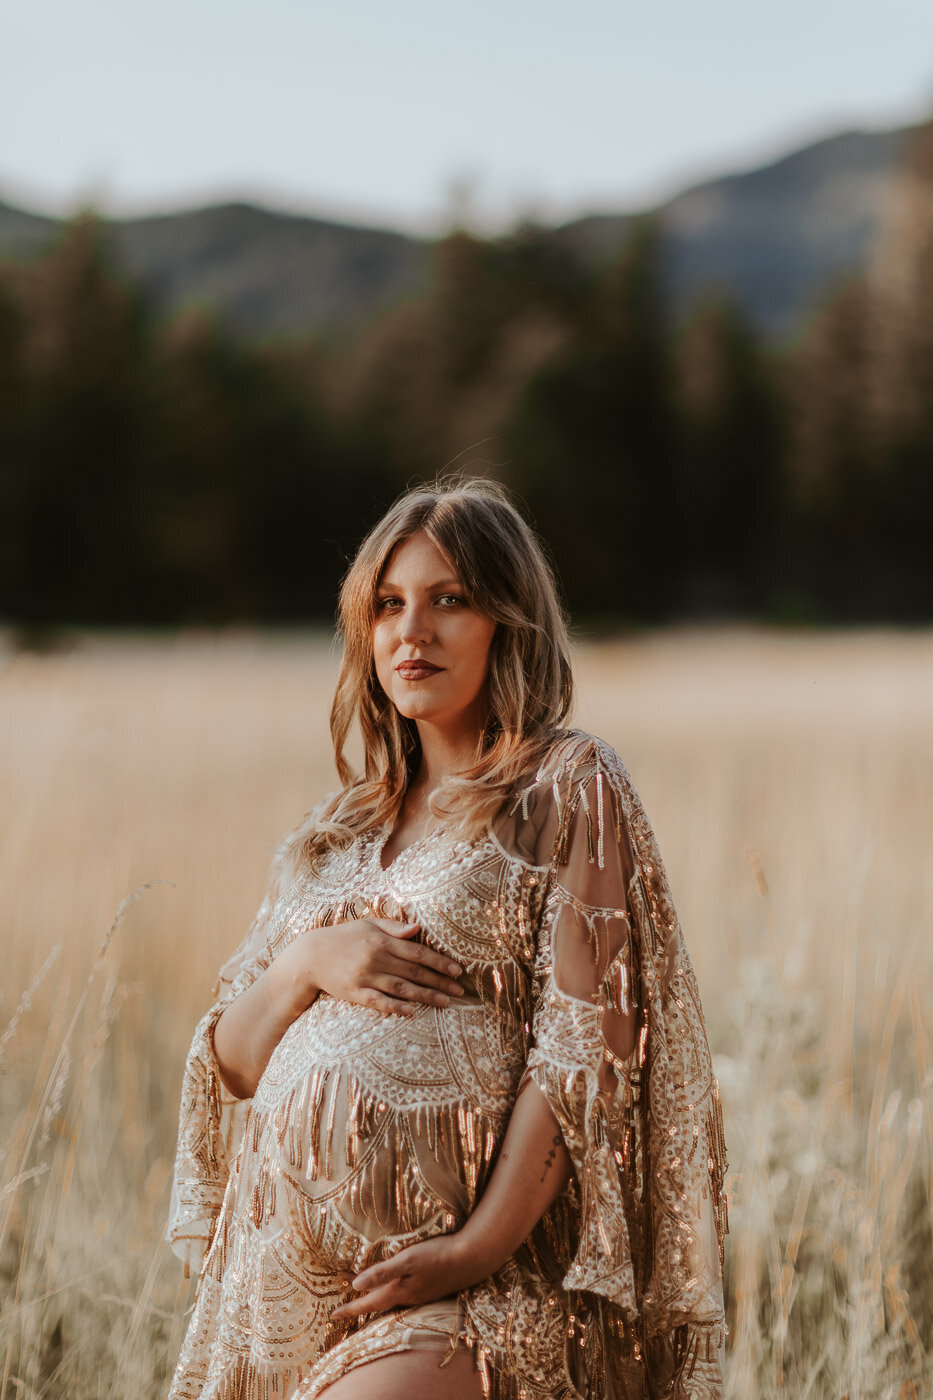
[295,476,575,872]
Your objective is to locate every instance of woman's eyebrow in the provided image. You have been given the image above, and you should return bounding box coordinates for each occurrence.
[376,577,463,593]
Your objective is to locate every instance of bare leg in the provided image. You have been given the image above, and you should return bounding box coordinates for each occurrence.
[316,1346,485,1400]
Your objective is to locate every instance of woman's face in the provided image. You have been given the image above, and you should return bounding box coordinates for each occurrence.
[373,531,496,742]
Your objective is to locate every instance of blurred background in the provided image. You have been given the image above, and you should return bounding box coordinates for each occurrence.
[2,0,933,631]
[1,4,932,1397]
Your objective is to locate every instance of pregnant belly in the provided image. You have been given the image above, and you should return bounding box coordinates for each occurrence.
[243,995,523,1273]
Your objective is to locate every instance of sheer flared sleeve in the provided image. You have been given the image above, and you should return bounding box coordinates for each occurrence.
[167,863,282,1273]
[167,800,333,1274]
[521,734,728,1396]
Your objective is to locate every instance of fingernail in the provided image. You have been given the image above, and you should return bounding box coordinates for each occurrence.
[448,963,461,975]
[435,994,450,1007]
[451,984,464,995]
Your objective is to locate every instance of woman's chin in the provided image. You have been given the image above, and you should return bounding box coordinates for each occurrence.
[389,686,446,722]
[394,700,443,726]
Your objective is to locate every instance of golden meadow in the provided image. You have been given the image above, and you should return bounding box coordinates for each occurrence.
[1,630,930,1398]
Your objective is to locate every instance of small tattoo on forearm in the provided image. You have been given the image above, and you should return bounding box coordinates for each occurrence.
[540,1133,563,1181]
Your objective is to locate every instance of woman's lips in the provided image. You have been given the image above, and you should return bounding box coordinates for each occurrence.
[396,661,443,680]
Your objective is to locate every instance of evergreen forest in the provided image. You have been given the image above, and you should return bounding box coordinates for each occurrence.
[2,125,932,634]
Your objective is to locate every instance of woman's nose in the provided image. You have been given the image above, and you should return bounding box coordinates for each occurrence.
[399,604,432,643]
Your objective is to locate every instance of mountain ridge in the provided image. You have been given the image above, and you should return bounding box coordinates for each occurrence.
[0,121,916,341]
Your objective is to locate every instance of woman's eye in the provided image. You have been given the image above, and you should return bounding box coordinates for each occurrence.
[375,593,465,612]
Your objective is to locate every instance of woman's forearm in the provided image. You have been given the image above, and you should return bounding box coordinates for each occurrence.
[212,951,319,1099]
[458,1076,572,1274]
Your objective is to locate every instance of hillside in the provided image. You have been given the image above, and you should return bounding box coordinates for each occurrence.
[562,125,910,336]
[0,123,914,341]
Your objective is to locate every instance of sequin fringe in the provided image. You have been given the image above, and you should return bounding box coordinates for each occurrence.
[247,1065,502,1237]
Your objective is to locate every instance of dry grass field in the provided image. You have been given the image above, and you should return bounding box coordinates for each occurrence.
[0,628,930,1398]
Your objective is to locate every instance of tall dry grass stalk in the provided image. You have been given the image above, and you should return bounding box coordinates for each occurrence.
[0,627,930,1397]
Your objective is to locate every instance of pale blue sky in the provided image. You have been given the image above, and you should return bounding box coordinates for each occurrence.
[4,0,933,232]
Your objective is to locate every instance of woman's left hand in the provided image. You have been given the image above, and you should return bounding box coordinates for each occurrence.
[330,1232,490,1320]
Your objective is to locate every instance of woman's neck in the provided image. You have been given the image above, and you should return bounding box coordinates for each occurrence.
[412,721,482,791]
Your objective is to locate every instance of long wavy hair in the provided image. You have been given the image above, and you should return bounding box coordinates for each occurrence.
[292,477,575,872]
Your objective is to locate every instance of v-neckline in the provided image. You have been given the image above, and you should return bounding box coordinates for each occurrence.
[373,823,443,875]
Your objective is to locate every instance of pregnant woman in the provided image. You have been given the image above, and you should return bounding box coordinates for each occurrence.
[166,478,728,1399]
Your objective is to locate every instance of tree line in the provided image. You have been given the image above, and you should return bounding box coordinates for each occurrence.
[1,126,932,633]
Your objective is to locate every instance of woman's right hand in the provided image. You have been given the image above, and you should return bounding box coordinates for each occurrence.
[277,917,465,1017]
[214,917,465,1099]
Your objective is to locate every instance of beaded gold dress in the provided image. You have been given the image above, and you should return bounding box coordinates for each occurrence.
[167,732,728,1399]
